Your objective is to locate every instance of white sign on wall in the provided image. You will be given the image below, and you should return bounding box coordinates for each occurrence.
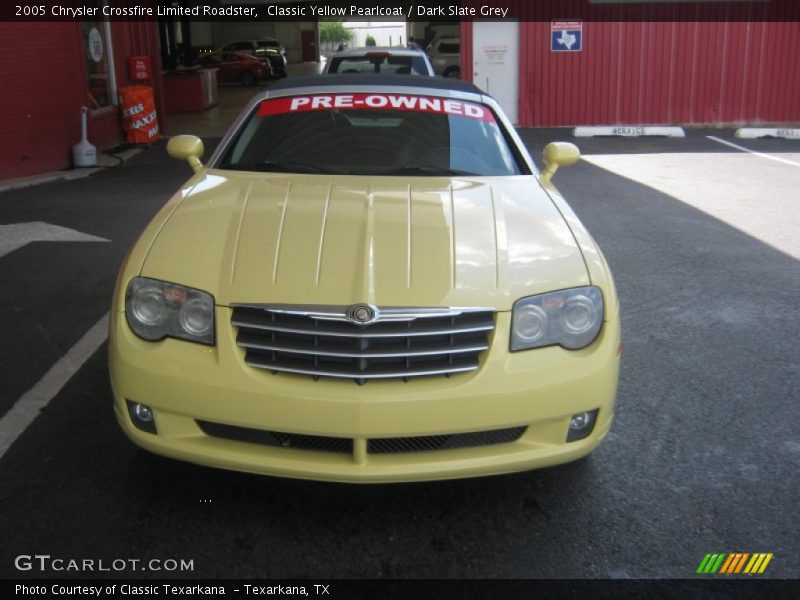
[482,45,509,65]
[88,28,103,62]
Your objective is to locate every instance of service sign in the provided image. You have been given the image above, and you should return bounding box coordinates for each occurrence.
[258,94,496,123]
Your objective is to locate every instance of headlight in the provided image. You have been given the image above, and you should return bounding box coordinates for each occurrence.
[511,286,603,351]
[125,277,215,345]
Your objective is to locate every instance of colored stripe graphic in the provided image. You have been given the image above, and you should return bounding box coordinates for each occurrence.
[758,553,773,574]
[744,554,761,573]
[697,554,727,573]
[719,554,736,573]
[699,553,774,574]
[721,553,739,574]
[723,553,749,574]
[735,553,750,573]
[696,554,713,573]
[710,554,726,573]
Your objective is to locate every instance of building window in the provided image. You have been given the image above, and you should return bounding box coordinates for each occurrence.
[81,19,112,110]
[439,42,460,54]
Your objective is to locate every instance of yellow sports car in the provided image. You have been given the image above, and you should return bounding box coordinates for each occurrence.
[109,75,620,483]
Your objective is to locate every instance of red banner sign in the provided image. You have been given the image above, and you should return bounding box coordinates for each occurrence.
[258,94,495,122]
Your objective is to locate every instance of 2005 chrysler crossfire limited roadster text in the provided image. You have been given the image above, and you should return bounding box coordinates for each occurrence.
[109,75,621,483]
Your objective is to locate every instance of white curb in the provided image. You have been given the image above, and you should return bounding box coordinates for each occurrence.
[573,126,685,138]
[735,128,800,139]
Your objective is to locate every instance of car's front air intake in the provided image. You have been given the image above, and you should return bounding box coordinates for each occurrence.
[231,304,495,384]
[197,419,526,455]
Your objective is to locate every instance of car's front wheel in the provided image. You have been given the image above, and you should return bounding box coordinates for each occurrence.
[443,66,460,78]
[240,70,257,86]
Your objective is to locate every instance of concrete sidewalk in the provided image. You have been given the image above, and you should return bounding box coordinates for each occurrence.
[0,147,143,194]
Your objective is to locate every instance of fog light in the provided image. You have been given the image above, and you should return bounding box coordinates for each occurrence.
[566,409,598,442]
[134,404,153,422]
[126,400,157,434]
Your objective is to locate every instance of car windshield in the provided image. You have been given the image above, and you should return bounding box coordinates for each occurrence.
[218,93,526,176]
[328,55,428,75]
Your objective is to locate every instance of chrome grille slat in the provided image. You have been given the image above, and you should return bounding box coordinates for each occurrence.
[237,332,489,358]
[235,303,487,322]
[232,305,495,384]
[230,318,494,338]
[245,355,479,380]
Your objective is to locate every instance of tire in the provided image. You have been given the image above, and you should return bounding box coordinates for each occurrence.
[240,70,257,86]
[443,66,460,79]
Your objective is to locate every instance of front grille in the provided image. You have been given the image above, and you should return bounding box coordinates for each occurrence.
[368,427,527,454]
[197,420,353,454]
[231,305,495,384]
[197,420,526,456]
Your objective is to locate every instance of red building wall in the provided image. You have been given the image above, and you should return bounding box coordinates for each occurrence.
[461,0,800,127]
[0,21,164,180]
[0,23,86,179]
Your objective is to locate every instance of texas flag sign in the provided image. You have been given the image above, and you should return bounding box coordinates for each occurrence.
[551,21,583,52]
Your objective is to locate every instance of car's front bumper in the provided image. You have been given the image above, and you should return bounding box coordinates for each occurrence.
[109,308,620,483]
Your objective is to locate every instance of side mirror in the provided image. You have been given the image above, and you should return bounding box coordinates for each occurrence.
[541,142,580,183]
[167,135,205,173]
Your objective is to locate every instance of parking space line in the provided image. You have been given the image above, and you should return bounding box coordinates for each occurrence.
[0,313,109,460]
[706,136,800,168]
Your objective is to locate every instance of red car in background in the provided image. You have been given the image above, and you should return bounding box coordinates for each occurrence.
[197,51,272,86]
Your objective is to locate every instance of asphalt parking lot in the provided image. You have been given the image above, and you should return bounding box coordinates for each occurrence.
[0,128,797,580]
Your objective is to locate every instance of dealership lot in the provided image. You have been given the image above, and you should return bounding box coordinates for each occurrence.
[0,130,797,578]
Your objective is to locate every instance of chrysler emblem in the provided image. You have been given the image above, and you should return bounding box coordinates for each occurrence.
[346,303,379,325]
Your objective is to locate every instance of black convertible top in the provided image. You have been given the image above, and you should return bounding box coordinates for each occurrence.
[267,74,486,96]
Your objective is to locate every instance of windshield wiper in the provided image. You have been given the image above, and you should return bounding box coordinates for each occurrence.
[221,161,343,174]
[219,163,476,176]
[378,166,477,176]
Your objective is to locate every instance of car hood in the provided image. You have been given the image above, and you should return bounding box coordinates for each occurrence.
[140,171,589,311]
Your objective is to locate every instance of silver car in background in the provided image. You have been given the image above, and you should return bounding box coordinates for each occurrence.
[323,47,435,76]
[427,37,461,78]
